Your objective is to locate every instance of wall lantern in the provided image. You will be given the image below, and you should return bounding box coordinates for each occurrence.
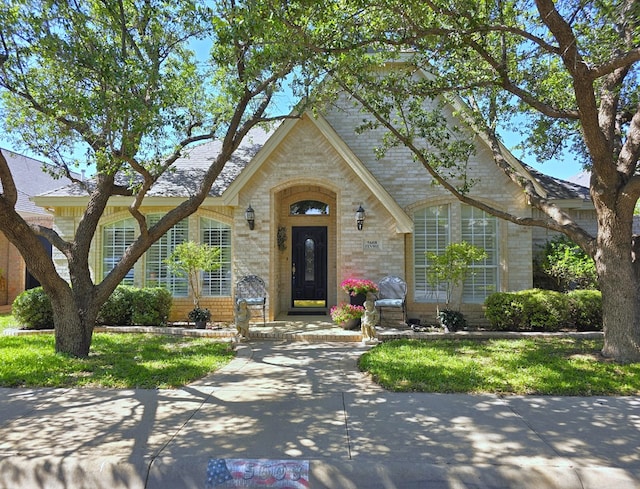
[355,205,365,231]
[245,204,255,230]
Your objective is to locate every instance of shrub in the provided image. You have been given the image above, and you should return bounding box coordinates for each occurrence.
[97,285,136,325]
[534,236,598,291]
[12,287,54,330]
[484,292,526,331]
[437,308,467,332]
[567,289,602,331]
[484,289,569,332]
[521,289,568,332]
[130,287,172,326]
[98,286,172,326]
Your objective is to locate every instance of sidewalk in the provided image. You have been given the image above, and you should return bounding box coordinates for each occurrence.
[1,340,639,489]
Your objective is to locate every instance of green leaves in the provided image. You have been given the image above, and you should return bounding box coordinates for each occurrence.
[426,241,487,306]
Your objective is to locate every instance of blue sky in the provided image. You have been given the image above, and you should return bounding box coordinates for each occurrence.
[499,129,584,181]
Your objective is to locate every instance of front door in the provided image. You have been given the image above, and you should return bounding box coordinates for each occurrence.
[291,226,327,308]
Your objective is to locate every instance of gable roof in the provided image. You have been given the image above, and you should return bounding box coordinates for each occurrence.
[221,112,415,233]
[523,164,590,201]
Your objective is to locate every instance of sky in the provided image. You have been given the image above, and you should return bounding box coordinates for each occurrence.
[499,129,585,181]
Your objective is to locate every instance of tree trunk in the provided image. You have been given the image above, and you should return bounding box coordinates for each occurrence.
[49,286,98,358]
[596,218,640,363]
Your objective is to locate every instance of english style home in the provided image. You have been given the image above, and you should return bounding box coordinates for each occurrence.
[32,97,596,325]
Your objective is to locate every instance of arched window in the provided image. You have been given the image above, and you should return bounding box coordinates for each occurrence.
[413,204,498,304]
[290,200,329,215]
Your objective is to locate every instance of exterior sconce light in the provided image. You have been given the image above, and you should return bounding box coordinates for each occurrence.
[356,205,365,231]
[245,204,255,230]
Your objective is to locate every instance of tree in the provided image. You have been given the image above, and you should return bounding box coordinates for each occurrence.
[164,241,221,309]
[281,0,640,362]
[426,241,487,311]
[0,0,315,357]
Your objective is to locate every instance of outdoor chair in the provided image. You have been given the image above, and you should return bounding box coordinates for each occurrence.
[374,275,407,324]
[235,274,267,325]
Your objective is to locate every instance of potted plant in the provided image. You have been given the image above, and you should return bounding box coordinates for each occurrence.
[340,278,379,307]
[330,302,365,330]
[188,307,211,329]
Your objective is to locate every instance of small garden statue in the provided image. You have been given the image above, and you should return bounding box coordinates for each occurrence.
[235,299,251,340]
[361,300,379,342]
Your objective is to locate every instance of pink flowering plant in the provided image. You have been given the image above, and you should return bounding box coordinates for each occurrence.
[330,303,365,324]
[340,278,379,296]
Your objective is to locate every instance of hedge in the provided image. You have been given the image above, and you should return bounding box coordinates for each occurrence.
[97,286,172,326]
[13,285,173,329]
[484,288,602,332]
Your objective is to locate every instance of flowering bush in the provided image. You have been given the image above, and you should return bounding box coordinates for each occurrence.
[340,278,379,296]
[330,303,365,324]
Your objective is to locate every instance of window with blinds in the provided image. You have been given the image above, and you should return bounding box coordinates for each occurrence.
[200,217,232,296]
[102,218,136,285]
[413,205,450,302]
[461,205,498,303]
[145,215,189,296]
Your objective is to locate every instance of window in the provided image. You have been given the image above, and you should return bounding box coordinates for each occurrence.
[145,215,188,296]
[200,217,232,296]
[461,206,498,302]
[102,218,136,285]
[290,200,329,215]
[414,205,450,302]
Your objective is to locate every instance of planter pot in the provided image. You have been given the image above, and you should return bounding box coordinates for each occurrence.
[340,318,361,330]
[195,321,207,329]
[349,293,366,307]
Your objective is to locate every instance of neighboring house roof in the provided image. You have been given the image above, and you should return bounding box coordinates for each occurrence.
[567,170,590,188]
[0,148,80,217]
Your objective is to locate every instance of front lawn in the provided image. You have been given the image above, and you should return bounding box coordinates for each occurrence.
[359,338,640,396]
[0,329,235,388]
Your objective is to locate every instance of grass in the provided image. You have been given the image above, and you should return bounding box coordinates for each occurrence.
[359,338,640,396]
[0,313,18,333]
[0,314,235,388]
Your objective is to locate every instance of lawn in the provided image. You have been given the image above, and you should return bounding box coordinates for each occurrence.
[359,338,640,396]
[0,314,235,388]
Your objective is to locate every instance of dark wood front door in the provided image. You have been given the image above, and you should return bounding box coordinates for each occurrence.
[292,226,327,308]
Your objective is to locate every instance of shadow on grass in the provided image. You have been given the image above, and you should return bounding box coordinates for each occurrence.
[359,338,640,395]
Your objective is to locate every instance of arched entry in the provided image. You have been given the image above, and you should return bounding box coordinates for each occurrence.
[275,185,336,315]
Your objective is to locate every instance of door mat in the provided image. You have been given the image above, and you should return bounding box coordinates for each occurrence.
[287,310,326,316]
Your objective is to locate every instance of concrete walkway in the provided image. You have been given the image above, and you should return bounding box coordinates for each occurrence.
[1,340,639,488]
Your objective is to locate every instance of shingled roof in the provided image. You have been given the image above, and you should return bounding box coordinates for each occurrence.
[523,163,591,201]
[1,148,80,215]
[37,126,272,199]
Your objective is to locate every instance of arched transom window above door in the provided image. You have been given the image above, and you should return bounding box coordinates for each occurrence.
[290,200,329,215]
